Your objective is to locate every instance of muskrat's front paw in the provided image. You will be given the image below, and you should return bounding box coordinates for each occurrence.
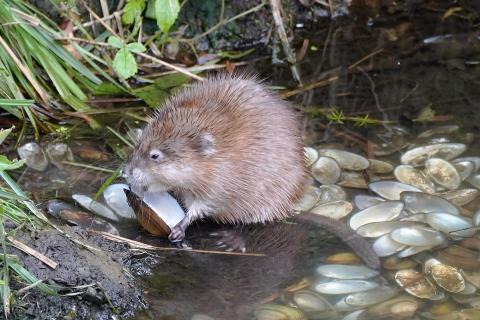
[169,226,186,242]
[210,230,246,253]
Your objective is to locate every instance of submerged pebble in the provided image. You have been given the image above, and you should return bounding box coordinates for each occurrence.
[18,142,49,171]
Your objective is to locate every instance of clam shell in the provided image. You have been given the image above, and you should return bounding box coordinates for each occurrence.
[475,210,480,226]
[349,201,404,230]
[342,310,365,320]
[338,171,368,189]
[292,290,330,312]
[311,156,342,184]
[424,259,465,293]
[353,194,384,210]
[382,257,417,270]
[367,295,421,317]
[400,143,466,167]
[317,149,369,171]
[390,226,446,247]
[18,142,49,171]
[316,264,379,280]
[394,165,435,193]
[317,185,347,204]
[314,280,379,295]
[439,189,479,207]
[373,234,406,257]
[425,158,461,190]
[344,286,397,307]
[401,191,459,215]
[294,186,322,211]
[304,147,319,167]
[453,160,475,180]
[417,125,459,139]
[254,304,305,320]
[310,200,353,220]
[125,189,185,236]
[396,245,434,258]
[368,159,394,173]
[72,194,119,222]
[395,269,437,299]
[103,183,136,220]
[454,156,480,171]
[368,181,422,200]
[466,173,480,189]
[425,212,476,237]
[356,221,419,238]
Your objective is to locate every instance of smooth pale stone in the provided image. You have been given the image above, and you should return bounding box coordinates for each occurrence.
[390,226,446,247]
[103,183,136,220]
[401,191,459,215]
[17,142,49,171]
[72,194,120,222]
[368,181,422,200]
[317,149,369,171]
[425,212,476,237]
[400,143,466,167]
[314,280,379,295]
[349,201,404,230]
[373,234,406,257]
[316,264,379,280]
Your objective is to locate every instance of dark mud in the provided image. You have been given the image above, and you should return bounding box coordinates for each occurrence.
[8,226,153,319]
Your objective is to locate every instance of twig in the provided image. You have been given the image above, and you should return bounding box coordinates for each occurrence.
[281,76,339,98]
[7,237,58,269]
[269,0,302,84]
[134,51,204,81]
[73,10,122,29]
[94,231,266,257]
[0,35,49,104]
[61,161,115,173]
[99,0,111,28]
[348,48,384,70]
[58,36,204,81]
[79,0,119,38]
[16,280,44,295]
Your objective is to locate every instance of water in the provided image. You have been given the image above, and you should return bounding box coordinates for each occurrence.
[14,3,480,319]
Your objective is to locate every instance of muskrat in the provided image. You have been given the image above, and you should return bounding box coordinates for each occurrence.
[123,74,380,269]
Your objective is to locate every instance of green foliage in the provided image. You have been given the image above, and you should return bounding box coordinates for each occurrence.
[0,156,25,171]
[132,73,190,106]
[122,0,146,24]
[155,0,180,33]
[108,37,146,79]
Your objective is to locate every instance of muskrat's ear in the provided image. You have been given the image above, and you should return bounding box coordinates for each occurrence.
[193,133,216,156]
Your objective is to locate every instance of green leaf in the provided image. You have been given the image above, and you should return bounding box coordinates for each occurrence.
[0,156,25,171]
[155,0,180,33]
[0,99,34,107]
[126,42,147,53]
[108,36,124,49]
[0,126,14,146]
[112,49,137,79]
[122,0,146,24]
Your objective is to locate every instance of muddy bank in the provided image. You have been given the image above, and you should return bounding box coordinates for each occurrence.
[7,226,153,319]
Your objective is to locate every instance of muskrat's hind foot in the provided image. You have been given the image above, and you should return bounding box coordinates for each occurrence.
[168,217,189,242]
[211,229,246,253]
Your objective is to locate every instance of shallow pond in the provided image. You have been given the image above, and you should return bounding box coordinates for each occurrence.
[13,3,480,319]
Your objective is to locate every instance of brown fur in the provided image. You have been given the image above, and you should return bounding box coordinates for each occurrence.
[124,74,307,225]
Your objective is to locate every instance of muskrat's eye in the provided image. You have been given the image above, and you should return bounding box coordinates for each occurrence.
[149,149,164,162]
